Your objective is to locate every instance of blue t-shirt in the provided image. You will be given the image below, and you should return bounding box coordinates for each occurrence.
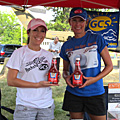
[60,32,108,97]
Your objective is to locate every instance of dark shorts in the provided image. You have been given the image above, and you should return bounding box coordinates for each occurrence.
[62,90,106,116]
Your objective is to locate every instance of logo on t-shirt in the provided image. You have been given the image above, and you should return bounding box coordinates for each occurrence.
[38,64,49,70]
[25,56,49,72]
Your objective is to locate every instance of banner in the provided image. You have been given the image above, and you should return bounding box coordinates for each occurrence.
[107,83,120,119]
[86,11,119,48]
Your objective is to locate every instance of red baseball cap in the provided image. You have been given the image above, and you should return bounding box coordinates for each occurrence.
[27,18,48,34]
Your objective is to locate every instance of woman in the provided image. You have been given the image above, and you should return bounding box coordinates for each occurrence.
[60,7,113,120]
[6,18,58,120]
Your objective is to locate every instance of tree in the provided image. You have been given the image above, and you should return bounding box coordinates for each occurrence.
[0,11,27,44]
[46,7,71,31]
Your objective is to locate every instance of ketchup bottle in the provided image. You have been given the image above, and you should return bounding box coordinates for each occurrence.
[72,58,83,86]
[48,56,59,84]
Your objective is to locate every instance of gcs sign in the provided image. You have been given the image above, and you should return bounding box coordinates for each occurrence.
[89,16,111,31]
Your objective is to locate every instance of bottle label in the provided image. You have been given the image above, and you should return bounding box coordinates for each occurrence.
[48,72,58,84]
[73,74,83,86]
[74,75,80,80]
[50,73,57,78]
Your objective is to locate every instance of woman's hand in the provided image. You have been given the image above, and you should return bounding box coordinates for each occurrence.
[78,76,96,88]
[64,73,74,88]
[38,81,59,87]
[45,71,60,86]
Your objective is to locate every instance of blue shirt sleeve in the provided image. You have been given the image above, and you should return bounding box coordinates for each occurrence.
[97,34,108,53]
[60,42,69,61]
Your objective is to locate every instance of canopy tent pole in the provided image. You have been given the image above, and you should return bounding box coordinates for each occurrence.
[118,8,120,83]
[81,0,114,8]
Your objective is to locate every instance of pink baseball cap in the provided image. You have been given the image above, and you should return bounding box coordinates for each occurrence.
[27,18,48,34]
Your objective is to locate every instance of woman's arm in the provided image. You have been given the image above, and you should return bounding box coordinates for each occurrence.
[63,60,70,79]
[96,46,113,80]
[62,60,74,88]
[7,68,58,88]
[81,46,113,88]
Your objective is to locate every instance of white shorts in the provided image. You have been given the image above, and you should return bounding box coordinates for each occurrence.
[14,103,55,120]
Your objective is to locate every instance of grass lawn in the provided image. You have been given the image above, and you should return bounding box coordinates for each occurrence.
[0,78,16,120]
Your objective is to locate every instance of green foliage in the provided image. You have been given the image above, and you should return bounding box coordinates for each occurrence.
[0,11,27,45]
[46,7,71,31]
[0,78,16,120]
